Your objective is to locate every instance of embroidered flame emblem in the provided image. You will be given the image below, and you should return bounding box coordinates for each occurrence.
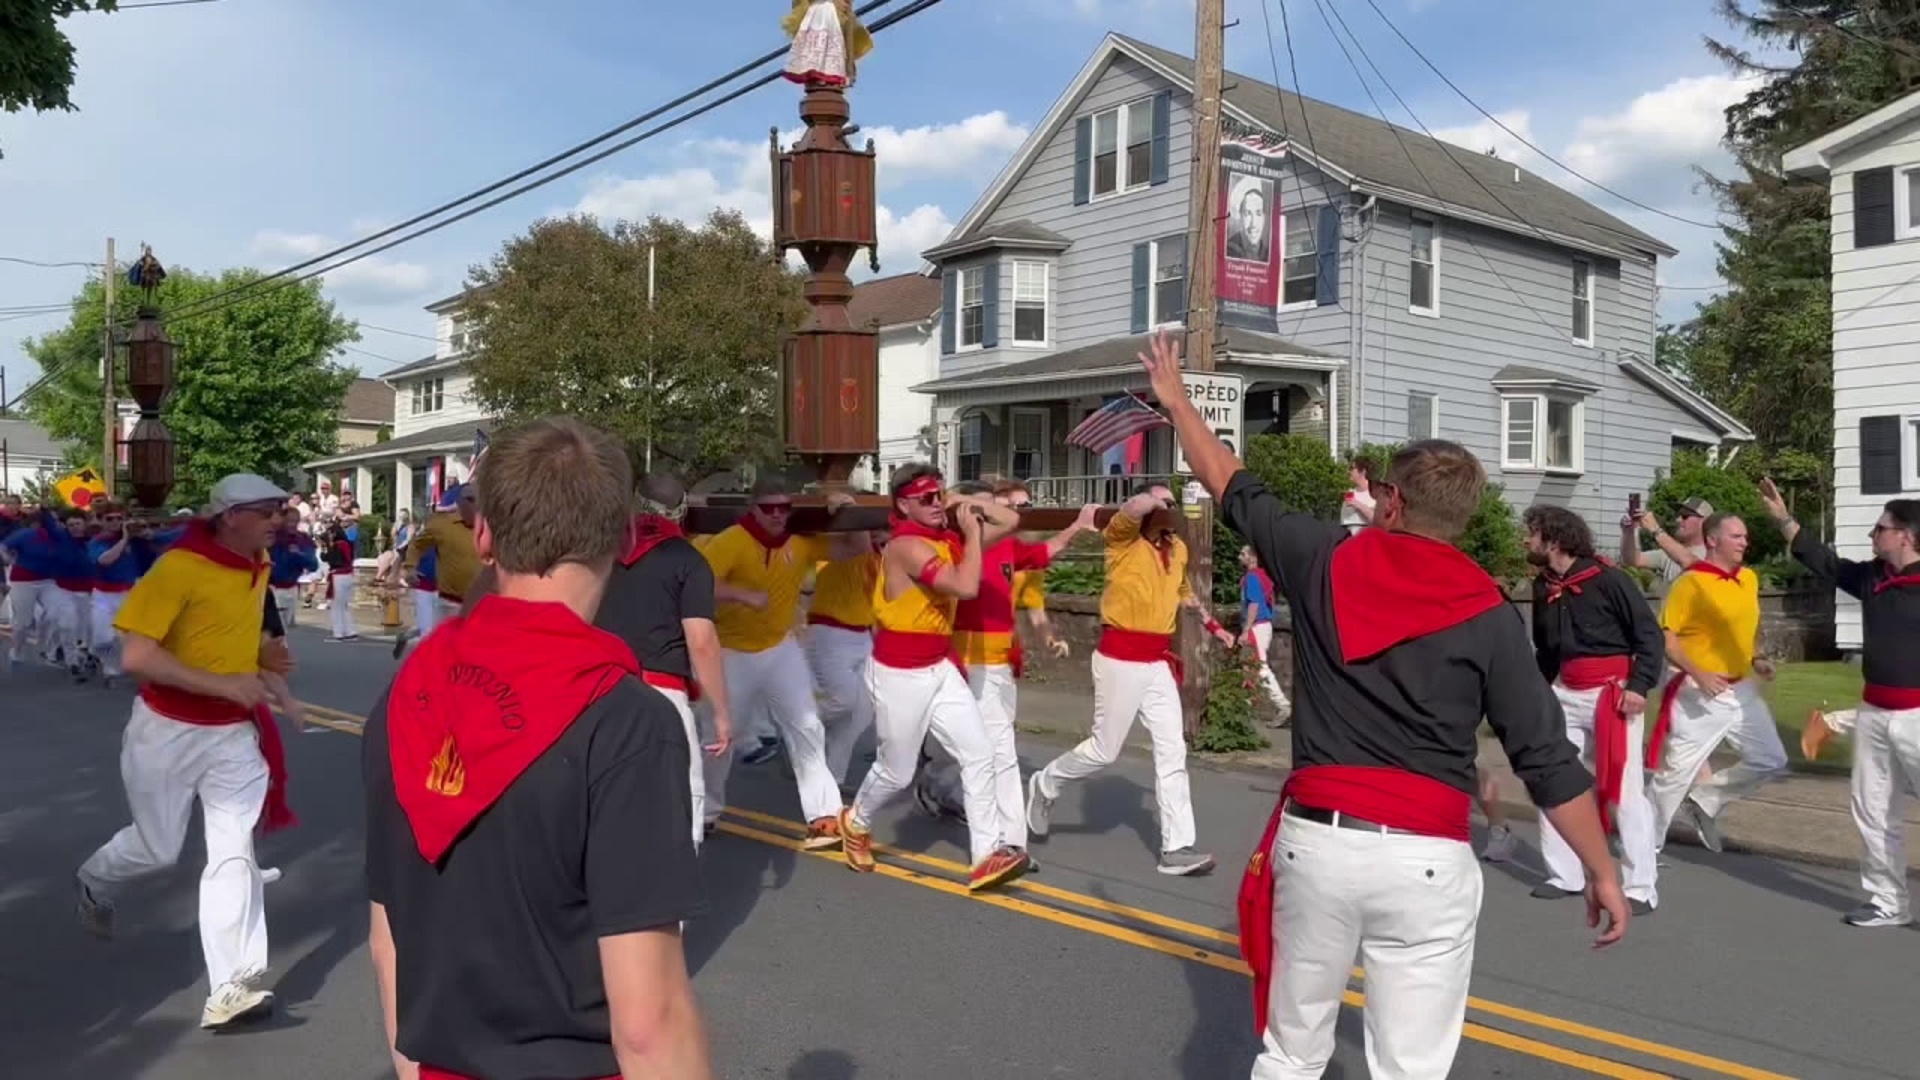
[1247,851,1265,874]
[426,733,466,796]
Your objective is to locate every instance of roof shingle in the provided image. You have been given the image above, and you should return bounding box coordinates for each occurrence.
[341,378,395,424]
[848,272,943,330]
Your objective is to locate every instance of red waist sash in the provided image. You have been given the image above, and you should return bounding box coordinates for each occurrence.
[1559,655,1632,834]
[1097,627,1183,685]
[92,580,134,594]
[55,577,91,591]
[1864,684,1920,710]
[807,613,872,633]
[411,577,437,593]
[642,669,702,704]
[139,687,295,833]
[872,628,963,679]
[1649,670,1742,770]
[7,567,48,583]
[1238,765,1470,1035]
[422,1070,613,1080]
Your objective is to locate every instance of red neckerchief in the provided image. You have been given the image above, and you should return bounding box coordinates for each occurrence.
[171,518,268,586]
[1542,559,1606,604]
[252,703,298,833]
[1874,560,1920,594]
[1328,528,1504,662]
[737,515,790,565]
[388,594,640,863]
[889,514,963,549]
[1685,559,1743,583]
[622,513,684,566]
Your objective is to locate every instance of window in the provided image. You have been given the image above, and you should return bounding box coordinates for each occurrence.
[957,268,985,350]
[1409,215,1438,314]
[1281,209,1317,306]
[1013,261,1047,344]
[957,413,983,482]
[1151,236,1186,325]
[1501,393,1584,472]
[448,317,469,354]
[1090,99,1154,200]
[1407,391,1438,441]
[1895,166,1920,241]
[410,377,445,416]
[1571,259,1594,345]
[1010,408,1048,478]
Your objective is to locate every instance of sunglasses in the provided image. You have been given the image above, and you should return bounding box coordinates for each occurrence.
[756,502,793,515]
[904,493,941,507]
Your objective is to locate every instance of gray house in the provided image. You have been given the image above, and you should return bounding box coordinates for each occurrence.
[911,33,1752,527]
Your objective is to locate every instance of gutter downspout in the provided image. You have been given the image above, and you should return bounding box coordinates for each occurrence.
[1348,195,1377,452]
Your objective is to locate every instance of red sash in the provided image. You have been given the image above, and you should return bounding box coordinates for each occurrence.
[1559,655,1631,834]
[807,613,871,633]
[1237,766,1469,1034]
[139,689,296,833]
[642,669,702,703]
[1097,627,1182,685]
[93,580,133,594]
[422,1070,612,1080]
[55,577,92,592]
[1649,670,1741,770]
[1865,684,1920,710]
[872,629,962,679]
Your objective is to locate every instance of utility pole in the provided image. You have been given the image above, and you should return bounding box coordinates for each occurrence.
[101,237,117,498]
[646,242,656,474]
[1178,0,1227,733]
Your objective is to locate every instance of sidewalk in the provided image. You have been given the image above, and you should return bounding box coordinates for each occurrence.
[1012,684,1904,877]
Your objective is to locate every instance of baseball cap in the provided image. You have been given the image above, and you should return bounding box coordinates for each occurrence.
[205,473,290,515]
[1678,498,1715,519]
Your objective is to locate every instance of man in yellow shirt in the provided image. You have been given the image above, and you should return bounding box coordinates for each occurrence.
[702,476,866,847]
[395,483,480,657]
[75,474,293,1030]
[807,529,883,787]
[1026,482,1233,876]
[1647,512,1788,853]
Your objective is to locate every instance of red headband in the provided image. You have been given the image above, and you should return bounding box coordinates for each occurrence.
[896,475,942,500]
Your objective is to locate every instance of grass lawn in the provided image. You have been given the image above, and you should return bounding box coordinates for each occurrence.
[1633,660,1862,773]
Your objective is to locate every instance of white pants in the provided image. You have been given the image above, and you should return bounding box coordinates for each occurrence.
[713,638,841,823]
[61,587,91,658]
[6,578,52,660]
[328,575,356,638]
[1035,651,1197,854]
[1648,679,1787,845]
[655,687,708,849]
[853,660,1000,864]
[272,586,299,630]
[1251,813,1481,1080]
[1538,682,1659,906]
[806,624,874,785]
[1830,705,1920,918]
[967,664,1028,850]
[413,590,443,638]
[79,699,270,990]
[693,698,731,829]
[90,591,128,677]
[1250,623,1290,712]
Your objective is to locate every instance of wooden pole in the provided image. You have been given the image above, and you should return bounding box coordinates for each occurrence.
[101,237,116,498]
[1178,0,1227,733]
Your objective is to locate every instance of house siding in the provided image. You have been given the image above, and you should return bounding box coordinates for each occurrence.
[392,369,487,439]
[875,321,940,481]
[1821,120,1920,649]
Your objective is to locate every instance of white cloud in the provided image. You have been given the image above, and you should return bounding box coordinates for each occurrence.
[1428,110,1546,174]
[248,229,435,301]
[1561,73,1760,188]
[251,230,331,259]
[864,112,1030,184]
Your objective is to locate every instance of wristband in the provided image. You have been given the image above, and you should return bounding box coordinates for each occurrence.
[1203,616,1225,636]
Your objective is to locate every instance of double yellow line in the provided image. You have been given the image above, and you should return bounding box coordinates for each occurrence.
[287,700,1788,1079]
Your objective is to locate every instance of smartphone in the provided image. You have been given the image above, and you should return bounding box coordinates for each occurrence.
[1627,493,1642,517]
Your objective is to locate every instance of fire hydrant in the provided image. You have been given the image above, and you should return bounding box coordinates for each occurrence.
[382,588,402,630]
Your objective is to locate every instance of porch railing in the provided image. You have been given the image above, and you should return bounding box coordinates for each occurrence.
[1022,473,1179,508]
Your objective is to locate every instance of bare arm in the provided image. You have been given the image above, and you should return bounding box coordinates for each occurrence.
[96,534,132,566]
[368,902,419,1080]
[600,928,715,1079]
[965,496,1021,549]
[1619,519,1643,567]
[1138,331,1242,500]
[1042,504,1100,558]
[894,534,983,600]
[121,633,265,708]
[682,618,732,756]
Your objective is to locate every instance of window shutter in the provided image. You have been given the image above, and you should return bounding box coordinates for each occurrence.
[940,271,957,355]
[981,262,1001,350]
[1315,204,1342,307]
[1150,92,1172,186]
[1856,167,1896,248]
[1073,117,1093,207]
[1861,414,1904,495]
[1131,243,1151,333]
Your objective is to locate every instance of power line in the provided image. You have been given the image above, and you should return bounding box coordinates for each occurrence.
[117,0,226,9]
[1356,0,1723,232]
[356,322,447,345]
[160,0,911,326]
[0,256,101,270]
[1257,0,1348,326]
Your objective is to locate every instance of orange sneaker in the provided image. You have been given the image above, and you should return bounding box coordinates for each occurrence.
[803,815,843,852]
[839,807,875,872]
[968,846,1032,892]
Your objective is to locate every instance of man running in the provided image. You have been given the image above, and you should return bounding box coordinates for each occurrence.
[1769,481,1920,927]
[1646,512,1789,854]
[2,504,77,672]
[840,465,1030,890]
[1026,480,1232,877]
[1623,497,1711,589]
[1523,505,1664,914]
[1136,332,1622,1078]
[268,509,318,631]
[88,503,158,686]
[365,417,713,1079]
[807,523,882,789]
[75,474,299,1029]
[398,483,480,654]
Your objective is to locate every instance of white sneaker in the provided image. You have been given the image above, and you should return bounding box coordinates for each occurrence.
[1844,902,1911,929]
[1482,825,1515,863]
[1025,772,1054,838]
[201,979,273,1029]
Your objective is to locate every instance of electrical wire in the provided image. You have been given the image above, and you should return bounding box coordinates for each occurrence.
[1355,0,1725,231]
[1257,0,1347,322]
[355,322,447,345]
[0,256,102,270]
[160,0,911,325]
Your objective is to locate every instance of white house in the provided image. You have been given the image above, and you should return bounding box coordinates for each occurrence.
[1785,90,1920,650]
[846,271,941,488]
[0,418,65,496]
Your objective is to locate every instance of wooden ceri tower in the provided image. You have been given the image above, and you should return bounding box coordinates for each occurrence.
[123,248,177,513]
[770,81,880,489]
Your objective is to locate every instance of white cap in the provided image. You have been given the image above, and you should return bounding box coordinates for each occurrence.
[205,473,290,515]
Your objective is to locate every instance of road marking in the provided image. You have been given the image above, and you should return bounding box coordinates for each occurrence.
[299,703,1786,1079]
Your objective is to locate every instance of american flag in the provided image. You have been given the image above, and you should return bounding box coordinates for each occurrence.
[1066,393,1170,454]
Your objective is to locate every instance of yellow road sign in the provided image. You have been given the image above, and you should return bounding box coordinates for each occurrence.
[53,467,108,509]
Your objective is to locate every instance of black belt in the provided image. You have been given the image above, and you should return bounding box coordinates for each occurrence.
[1284,800,1417,835]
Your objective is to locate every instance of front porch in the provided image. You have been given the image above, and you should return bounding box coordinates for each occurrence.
[911,328,1345,505]
[301,419,491,520]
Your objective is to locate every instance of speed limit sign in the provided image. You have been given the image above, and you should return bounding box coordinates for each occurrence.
[1173,372,1244,474]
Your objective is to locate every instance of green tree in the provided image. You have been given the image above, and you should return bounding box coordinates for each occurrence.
[1,1,118,157]
[1351,441,1527,583]
[22,268,358,508]
[464,211,807,478]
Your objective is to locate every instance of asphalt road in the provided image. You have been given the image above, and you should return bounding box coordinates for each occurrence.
[2,621,1915,1080]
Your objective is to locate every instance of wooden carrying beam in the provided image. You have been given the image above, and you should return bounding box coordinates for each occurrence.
[684,498,1140,536]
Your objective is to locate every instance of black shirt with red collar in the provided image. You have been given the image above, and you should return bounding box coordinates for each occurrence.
[1792,529,1920,694]
[595,535,714,683]
[1529,556,1665,695]
[1220,470,1590,807]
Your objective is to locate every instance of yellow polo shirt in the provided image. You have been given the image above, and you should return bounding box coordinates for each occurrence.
[1660,566,1761,677]
[116,547,270,674]
[810,554,877,630]
[407,512,481,600]
[1013,568,1046,612]
[1100,513,1190,635]
[703,525,829,652]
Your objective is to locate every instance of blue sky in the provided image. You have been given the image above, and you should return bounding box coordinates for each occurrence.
[0,0,1770,402]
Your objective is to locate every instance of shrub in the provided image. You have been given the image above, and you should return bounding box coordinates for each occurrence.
[1043,558,1104,596]
[1647,451,1783,565]
[1192,644,1270,753]
[1347,441,1527,584]
[1243,433,1352,519]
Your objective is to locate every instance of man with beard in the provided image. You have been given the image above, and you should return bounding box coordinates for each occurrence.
[1522,505,1663,915]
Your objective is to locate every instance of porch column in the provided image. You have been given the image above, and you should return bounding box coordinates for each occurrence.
[394,461,414,521]
[354,465,376,504]
[1326,371,1339,455]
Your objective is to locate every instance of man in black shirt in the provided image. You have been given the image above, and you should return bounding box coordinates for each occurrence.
[364,417,711,1080]
[1770,481,1920,928]
[1138,333,1624,1080]
[1523,505,1664,915]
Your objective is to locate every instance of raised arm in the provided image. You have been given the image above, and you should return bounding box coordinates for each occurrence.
[1138,330,1240,500]
[891,526,984,601]
[1762,477,1871,599]
[1041,503,1100,558]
